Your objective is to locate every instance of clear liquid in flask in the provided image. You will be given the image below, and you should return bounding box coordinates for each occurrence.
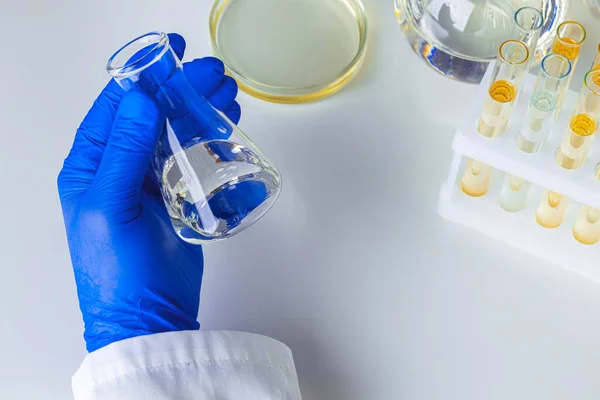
[161,140,281,243]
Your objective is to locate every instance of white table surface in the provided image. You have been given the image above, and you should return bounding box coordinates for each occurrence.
[1,1,600,399]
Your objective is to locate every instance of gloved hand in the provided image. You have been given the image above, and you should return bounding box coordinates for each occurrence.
[58,33,241,353]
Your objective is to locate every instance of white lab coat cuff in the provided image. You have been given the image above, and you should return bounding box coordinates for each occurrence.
[72,330,302,399]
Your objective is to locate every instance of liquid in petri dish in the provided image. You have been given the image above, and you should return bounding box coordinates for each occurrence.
[214,0,361,90]
[161,141,280,241]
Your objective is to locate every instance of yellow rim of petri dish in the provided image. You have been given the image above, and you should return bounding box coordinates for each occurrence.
[209,0,368,104]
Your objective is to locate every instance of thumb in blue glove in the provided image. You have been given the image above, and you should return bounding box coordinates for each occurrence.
[58,33,241,352]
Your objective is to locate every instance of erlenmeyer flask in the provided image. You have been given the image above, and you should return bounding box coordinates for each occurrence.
[107,32,282,244]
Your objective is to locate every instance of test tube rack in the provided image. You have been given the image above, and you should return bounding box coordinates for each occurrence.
[438,62,600,283]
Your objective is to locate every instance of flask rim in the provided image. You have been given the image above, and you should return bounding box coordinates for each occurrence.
[107,32,170,79]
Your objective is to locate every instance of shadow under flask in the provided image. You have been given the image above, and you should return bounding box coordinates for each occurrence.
[107,32,282,244]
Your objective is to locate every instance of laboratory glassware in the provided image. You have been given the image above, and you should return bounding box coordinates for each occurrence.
[394,0,568,84]
[107,32,282,244]
[477,40,529,138]
[210,0,367,103]
[550,21,586,115]
[498,174,531,212]
[593,44,600,70]
[460,159,493,197]
[536,190,568,228]
[515,53,571,153]
[509,6,543,70]
[555,69,600,170]
[573,205,600,245]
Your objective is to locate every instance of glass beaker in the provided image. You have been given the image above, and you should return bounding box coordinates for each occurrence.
[515,53,571,153]
[107,32,282,244]
[535,190,568,228]
[555,70,600,170]
[477,40,529,138]
[393,0,568,84]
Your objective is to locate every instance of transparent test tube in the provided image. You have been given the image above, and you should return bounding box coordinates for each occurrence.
[556,70,600,170]
[593,43,600,70]
[460,159,493,197]
[477,40,529,138]
[509,7,543,68]
[515,54,572,153]
[536,190,569,228]
[498,174,531,212]
[551,21,586,115]
[574,163,600,244]
[573,205,600,245]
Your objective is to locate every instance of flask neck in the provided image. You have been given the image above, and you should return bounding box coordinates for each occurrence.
[107,32,231,142]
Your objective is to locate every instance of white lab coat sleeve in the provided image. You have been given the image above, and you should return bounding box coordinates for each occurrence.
[72,330,302,399]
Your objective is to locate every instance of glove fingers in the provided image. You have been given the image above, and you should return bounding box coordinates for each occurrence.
[224,101,242,124]
[90,90,164,216]
[168,33,186,60]
[183,57,226,97]
[59,33,185,200]
[208,76,238,111]
[58,80,125,200]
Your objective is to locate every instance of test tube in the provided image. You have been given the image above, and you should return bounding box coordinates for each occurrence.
[573,205,600,245]
[515,54,572,153]
[498,174,531,212]
[509,7,544,68]
[555,70,600,170]
[592,44,600,70]
[575,163,600,244]
[550,21,586,115]
[591,44,600,90]
[460,159,493,197]
[477,40,529,138]
[536,190,569,228]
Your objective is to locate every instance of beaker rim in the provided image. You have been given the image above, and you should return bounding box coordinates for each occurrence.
[107,32,170,79]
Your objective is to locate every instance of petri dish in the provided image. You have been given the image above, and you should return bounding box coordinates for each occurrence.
[209,0,368,104]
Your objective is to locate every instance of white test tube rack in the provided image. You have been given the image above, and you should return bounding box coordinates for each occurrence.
[438,62,600,282]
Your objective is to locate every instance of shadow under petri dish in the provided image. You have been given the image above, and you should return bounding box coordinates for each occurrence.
[211,0,365,102]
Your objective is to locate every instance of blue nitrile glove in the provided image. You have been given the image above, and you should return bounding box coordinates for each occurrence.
[58,34,241,353]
